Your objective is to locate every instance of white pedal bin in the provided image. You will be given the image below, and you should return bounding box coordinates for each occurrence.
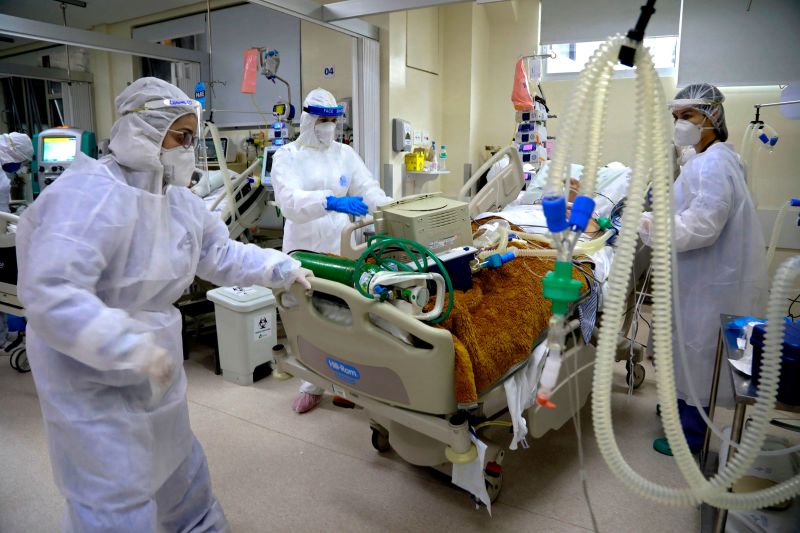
[207,285,277,385]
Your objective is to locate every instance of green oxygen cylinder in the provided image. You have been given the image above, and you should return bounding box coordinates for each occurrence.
[290,251,382,290]
[291,252,356,285]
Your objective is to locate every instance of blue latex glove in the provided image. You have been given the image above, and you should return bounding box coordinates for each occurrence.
[325,195,369,216]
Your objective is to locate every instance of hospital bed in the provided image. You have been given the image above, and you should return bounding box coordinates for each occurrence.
[0,211,29,373]
[195,122,271,242]
[193,159,270,242]
[459,148,652,387]
[197,163,270,242]
[271,147,647,504]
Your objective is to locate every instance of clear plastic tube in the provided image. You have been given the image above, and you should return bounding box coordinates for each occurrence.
[577,54,615,197]
[545,36,625,199]
[540,33,799,508]
[740,121,757,171]
[515,231,551,245]
[513,231,613,258]
[766,199,790,274]
[586,39,800,509]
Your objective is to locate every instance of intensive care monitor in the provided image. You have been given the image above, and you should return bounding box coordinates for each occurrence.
[203,137,237,164]
[42,136,78,163]
[36,127,89,189]
[260,146,277,189]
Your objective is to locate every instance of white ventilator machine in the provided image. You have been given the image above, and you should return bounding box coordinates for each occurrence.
[35,127,96,190]
[537,0,800,513]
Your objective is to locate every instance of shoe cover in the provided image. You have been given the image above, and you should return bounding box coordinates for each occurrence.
[292,392,322,413]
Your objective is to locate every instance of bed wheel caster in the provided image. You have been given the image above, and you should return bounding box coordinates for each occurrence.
[484,449,505,503]
[626,361,645,389]
[9,347,30,373]
[484,471,503,503]
[370,427,390,453]
[445,444,478,465]
[271,369,292,380]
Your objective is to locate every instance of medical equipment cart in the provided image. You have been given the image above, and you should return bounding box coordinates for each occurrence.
[700,314,800,533]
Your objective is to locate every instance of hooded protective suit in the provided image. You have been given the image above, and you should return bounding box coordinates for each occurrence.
[17,77,304,532]
[640,141,767,408]
[0,132,33,213]
[271,88,391,254]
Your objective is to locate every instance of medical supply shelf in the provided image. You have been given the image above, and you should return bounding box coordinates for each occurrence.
[699,314,800,533]
[404,170,450,195]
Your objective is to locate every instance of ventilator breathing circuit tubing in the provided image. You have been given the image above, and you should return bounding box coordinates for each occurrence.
[539,31,800,509]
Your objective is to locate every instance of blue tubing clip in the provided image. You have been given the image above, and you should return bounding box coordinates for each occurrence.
[542,196,569,233]
[791,198,800,207]
[568,195,596,231]
[482,251,517,269]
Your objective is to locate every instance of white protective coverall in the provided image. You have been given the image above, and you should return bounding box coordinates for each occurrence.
[271,88,391,254]
[17,77,305,532]
[640,142,767,407]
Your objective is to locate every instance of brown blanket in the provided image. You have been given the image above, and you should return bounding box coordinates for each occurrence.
[435,246,589,405]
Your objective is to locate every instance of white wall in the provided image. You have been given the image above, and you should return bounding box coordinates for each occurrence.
[366,9,443,199]
[300,20,354,101]
[440,3,474,196]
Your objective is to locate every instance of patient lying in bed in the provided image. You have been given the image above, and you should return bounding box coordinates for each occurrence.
[433,237,589,405]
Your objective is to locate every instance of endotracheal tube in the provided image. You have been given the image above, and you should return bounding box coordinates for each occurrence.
[540,34,800,509]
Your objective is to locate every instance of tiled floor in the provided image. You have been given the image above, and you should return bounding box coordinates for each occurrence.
[0,337,710,533]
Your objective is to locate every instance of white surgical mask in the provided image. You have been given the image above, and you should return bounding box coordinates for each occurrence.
[673,118,713,147]
[160,146,195,187]
[314,122,337,147]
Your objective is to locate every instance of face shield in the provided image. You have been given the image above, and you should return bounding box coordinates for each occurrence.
[303,103,345,145]
[140,99,203,143]
[141,98,205,187]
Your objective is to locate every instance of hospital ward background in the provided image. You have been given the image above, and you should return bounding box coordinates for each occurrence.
[0,0,799,532]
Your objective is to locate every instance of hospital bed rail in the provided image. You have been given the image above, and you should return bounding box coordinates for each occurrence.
[273,277,596,471]
[458,145,524,218]
[202,122,270,242]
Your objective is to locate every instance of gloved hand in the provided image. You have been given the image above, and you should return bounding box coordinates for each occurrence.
[134,345,175,387]
[639,212,654,247]
[289,267,314,291]
[326,195,368,216]
[127,339,176,407]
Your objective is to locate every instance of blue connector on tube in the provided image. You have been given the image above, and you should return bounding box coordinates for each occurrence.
[481,251,516,270]
[568,196,596,231]
[542,196,569,233]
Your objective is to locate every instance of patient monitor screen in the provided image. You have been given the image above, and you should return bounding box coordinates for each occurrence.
[203,138,228,162]
[42,137,78,163]
[261,149,275,187]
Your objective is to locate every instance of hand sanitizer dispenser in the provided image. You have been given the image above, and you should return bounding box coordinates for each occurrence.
[392,119,413,152]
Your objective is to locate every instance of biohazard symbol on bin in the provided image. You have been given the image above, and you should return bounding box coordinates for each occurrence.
[259,317,268,329]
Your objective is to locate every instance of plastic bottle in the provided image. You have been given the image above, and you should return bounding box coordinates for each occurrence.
[430,141,438,172]
[439,144,447,171]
